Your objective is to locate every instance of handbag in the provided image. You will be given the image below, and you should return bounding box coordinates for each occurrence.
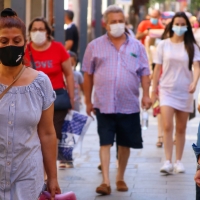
[38,183,77,200]
[58,110,93,161]
[0,66,26,100]
[54,88,72,111]
[39,191,77,200]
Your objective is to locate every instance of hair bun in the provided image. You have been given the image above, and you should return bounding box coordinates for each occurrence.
[1,8,17,17]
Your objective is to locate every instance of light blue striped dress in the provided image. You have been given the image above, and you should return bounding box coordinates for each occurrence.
[0,72,56,200]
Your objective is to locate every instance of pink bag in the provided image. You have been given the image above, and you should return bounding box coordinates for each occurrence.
[39,191,76,200]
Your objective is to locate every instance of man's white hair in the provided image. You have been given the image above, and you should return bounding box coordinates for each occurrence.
[103,5,125,23]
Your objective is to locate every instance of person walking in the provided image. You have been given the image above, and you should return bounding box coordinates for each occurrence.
[0,8,60,199]
[65,10,79,55]
[136,9,164,45]
[24,17,74,169]
[152,12,200,174]
[193,92,200,199]
[68,51,84,112]
[82,5,152,195]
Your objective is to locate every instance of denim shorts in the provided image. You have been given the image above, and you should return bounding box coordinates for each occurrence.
[95,109,143,149]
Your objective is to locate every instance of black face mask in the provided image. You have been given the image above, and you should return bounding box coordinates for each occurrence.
[0,45,24,67]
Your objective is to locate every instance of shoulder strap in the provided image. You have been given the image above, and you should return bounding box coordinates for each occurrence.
[0,66,26,100]
[28,44,36,69]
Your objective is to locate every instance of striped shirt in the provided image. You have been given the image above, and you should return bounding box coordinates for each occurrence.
[82,34,150,114]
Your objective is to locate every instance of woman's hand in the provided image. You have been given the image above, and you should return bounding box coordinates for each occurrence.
[70,98,74,110]
[189,82,196,93]
[151,91,158,106]
[198,105,200,113]
[47,178,61,200]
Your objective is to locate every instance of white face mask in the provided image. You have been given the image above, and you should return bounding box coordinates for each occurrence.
[30,31,46,45]
[109,23,125,38]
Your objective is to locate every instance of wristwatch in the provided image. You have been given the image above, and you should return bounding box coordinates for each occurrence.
[197,163,200,171]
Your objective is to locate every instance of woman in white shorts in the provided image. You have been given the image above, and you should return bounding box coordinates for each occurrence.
[152,12,200,174]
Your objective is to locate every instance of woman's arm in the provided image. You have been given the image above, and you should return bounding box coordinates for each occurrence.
[62,59,75,109]
[151,64,162,104]
[38,104,60,198]
[189,61,200,93]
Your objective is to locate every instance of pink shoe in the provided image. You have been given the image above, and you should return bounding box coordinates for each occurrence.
[39,191,76,200]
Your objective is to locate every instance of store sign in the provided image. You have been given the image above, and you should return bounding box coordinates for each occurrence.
[116,0,132,4]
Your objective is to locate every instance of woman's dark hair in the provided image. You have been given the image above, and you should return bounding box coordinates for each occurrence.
[28,17,53,41]
[0,8,26,41]
[161,23,171,40]
[169,12,198,71]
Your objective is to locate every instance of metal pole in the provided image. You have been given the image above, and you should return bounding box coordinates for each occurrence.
[95,0,102,38]
[79,0,88,64]
[11,0,26,22]
[107,0,115,6]
[0,0,4,12]
[54,0,65,44]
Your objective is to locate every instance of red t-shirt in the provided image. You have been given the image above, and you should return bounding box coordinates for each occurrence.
[137,20,164,44]
[24,41,70,89]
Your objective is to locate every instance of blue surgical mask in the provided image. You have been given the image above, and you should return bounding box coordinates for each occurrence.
[172,25,187,36]
[150,18,158,25]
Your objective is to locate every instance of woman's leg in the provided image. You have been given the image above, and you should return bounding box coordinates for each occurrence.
[157,114,163,137]
[174,110,189,161]
[156,114,163,147]
[160,106,175,162]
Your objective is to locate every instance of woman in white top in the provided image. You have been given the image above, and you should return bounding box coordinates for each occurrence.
[152,12,200,174]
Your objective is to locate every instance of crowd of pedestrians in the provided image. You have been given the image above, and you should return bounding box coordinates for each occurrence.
[1,3,200,200]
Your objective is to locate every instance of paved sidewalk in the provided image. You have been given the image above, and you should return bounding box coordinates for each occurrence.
[57,84,200,200]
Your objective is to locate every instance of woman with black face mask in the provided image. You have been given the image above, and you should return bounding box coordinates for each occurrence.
[0,8,60,199]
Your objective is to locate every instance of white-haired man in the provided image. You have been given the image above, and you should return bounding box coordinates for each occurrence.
[82,5,152,195]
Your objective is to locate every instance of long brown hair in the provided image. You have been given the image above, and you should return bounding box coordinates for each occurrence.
[169,12,198,71]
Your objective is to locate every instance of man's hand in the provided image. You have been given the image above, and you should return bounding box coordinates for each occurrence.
[195,170,200,187]
[142,96,152,110]
[86,102,95,118]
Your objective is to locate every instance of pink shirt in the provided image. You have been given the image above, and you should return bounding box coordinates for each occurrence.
[82,34,150,114]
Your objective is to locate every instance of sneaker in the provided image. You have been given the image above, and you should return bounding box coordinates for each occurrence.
[160,160,173,174]
[174,160,185,173]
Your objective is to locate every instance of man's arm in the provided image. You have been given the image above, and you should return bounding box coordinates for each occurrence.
[65,28,74,50]
[141,75,152,109]
[65,40,74,51]
[83,73,94,116]
[136,30,149,40]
